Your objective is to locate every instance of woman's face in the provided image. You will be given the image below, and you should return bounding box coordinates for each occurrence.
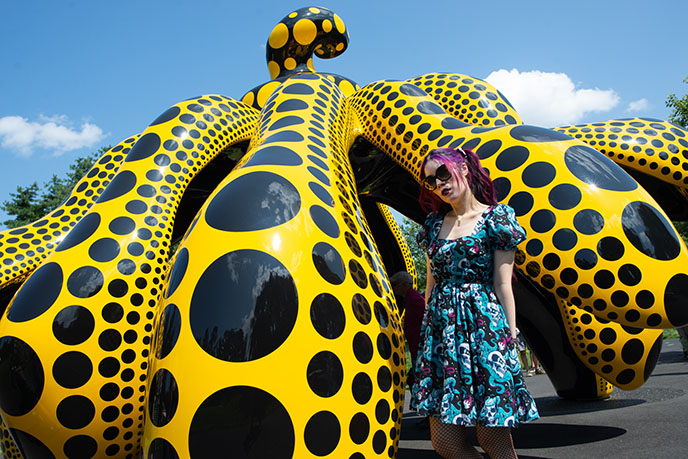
[423,158,468,205]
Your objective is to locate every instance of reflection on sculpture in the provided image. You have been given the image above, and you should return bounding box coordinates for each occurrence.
[0,5,687,458]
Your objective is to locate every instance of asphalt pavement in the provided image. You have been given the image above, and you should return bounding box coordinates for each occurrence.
[399,338,688,458]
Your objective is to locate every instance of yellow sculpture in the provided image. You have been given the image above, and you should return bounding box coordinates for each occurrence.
[0,5,686,458]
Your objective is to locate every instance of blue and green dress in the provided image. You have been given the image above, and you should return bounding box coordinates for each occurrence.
[410,203,539,427]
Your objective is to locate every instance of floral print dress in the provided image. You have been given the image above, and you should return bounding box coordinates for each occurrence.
[410,203,539,427]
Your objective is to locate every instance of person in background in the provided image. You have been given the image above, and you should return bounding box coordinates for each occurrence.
[390,271,425,388]
[515,328,545,376]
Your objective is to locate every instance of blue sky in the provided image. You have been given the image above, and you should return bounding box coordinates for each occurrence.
[1,0,686,227]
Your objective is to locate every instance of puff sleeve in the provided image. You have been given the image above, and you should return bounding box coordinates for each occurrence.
[485,204,526,250]
[416,212,439,251]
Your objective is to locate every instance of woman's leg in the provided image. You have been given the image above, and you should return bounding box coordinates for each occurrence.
[475,426,517,459]
[429,417,482,459]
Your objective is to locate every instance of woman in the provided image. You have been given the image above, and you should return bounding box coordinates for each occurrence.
[411,147,539,458]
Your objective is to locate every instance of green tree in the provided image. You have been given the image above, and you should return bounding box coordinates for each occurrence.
[399,216,427,294]
[1,147,109,229]
[666,76,688,128]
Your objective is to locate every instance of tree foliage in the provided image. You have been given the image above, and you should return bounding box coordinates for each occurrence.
[1,147,110,229]
[399,217,427,294]
[666,76,688,129]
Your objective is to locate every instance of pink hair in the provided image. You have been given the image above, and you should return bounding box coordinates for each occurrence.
[418,147,497,213]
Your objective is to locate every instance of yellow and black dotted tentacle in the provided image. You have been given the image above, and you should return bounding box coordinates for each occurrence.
[266,6,349,80]
[0,95,259,458]
[241,73,359,112]
[350,79,688,330]
[408,73,523,127]
[143,74,404,458]
[554,118,688,189]
[558,299,663,390]
[0,137,137,294]
[377,203,417,290]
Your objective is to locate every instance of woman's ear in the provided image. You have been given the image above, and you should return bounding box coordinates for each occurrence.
[460,162,469,177]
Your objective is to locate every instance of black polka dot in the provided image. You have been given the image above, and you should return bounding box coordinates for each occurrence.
[97,170,137,203]
[63,434,98,459]
[8,262,63,322]
[98,357,120,377]
[549,184,582,210]
[206,172,301,232]
[573,209,604,235]
[530,210,556,233]
[56,213,101,251]
[352,372,373,404]
[53,305,95,345]
[597,237,624,261]
[594,270,615,289]
[377,366,392,392]
[166,248,188,298]
[157,304,182,359]
[618,264,641,286]
[189,386,294,458]
[508,192,534,216]
[67,266,104,298]
[56,395,95,429]
[312,242,346,284]
[148,438,179,459]
[53,351,92,389]
[522,162,556,188]
[664,274,688,326]
[495,146,529,171]
[98,329,121,352]
[375,399,390,424]
[564,145,637,191]
[310,206,339,238]
[148,369,178,427]
[88,238,120,263]
[616,369,636,385]
[377,333,392,359]
[372,430,387,454]
[510,125,572,142]
[243,145,304,167]
[149,106,181,126]
[0,337,44,416]
[309,182,334,207]
[102,302,123,323]
[416,101,445,115]
[476,139,502,159]
[349,412,370,444]
[307,351,343,398]
[574,249,597,270]
[352,294,371,324]
[621,201,680,261]
[125,133,161,162]
[304,411,340,456]
[353,332,374,364]
[283,83,315,95]
[109,216,135,235]
[310,293,345,339]
[190,250,297,362]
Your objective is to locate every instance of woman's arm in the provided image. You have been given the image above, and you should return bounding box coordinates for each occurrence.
[493,249,517,339]
[424,254,436,304]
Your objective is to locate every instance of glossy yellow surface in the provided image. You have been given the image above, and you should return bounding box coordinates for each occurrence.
[0,5,687,459]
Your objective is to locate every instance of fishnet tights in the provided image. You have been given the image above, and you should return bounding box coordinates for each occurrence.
[429,417,517,459]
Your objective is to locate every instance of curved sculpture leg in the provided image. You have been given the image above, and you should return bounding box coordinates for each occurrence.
[0,96,258,457]
[143,75,405,458]
[0,136,138,306]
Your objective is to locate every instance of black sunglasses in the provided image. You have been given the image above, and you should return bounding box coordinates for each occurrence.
[422,164,452,191]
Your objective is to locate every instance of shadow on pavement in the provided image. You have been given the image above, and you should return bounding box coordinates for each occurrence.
[533,396,644,417]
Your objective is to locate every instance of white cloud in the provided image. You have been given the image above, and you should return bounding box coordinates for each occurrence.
[485,69,619,127]
[0,115,104,157]
[627,98,650,113]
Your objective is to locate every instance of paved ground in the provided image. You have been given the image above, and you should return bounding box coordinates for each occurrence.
[399,338,687,458]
